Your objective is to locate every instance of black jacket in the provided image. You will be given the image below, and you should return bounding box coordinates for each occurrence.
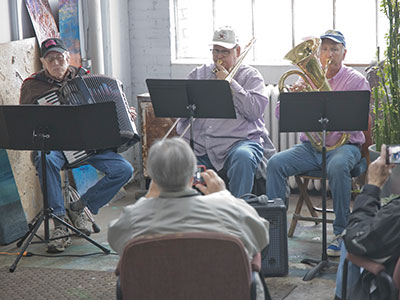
[343,184,400,299]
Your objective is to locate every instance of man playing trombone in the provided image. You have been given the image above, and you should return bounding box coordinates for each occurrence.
[177,26,275,198]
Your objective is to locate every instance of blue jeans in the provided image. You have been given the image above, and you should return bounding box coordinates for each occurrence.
[197,140,263,198]
[335,242,361,299]
[35,150,133,215]
[266,142,361,235]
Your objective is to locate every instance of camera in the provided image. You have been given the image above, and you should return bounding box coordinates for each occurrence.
[386,145,400,164]
[193,165,206,185]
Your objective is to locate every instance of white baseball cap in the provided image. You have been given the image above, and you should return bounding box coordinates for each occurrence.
[210,26,239,49]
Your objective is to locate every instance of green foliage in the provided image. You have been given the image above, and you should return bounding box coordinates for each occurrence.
[372,0,400,149]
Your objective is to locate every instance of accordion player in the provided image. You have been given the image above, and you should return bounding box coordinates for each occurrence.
[36,74,140,167]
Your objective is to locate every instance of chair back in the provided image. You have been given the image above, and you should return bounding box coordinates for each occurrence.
[116,232,253,300]
[343,253,399,300]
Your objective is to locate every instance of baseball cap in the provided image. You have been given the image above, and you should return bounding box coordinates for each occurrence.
[40,37,67,58]
[210,26,239,49]
[320,30,346,48]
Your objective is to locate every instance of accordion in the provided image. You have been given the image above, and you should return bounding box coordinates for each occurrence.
[37,74,140,167]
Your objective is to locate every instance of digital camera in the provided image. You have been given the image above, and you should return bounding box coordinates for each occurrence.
[386,145,400,164]
[193,165,206,185]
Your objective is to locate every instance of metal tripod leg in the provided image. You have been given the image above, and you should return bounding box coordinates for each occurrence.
[51,214,109,253]
[10,213,46,272]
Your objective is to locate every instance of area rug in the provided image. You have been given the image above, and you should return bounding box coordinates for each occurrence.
[0,266,116,300]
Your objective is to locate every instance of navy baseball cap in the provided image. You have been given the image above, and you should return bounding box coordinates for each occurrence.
[40,37,67,58]
[320,30,346,48]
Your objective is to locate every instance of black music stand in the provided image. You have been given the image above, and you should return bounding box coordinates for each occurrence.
[146,79,236,150]
[279,90,370,281]
[0,103,122,272]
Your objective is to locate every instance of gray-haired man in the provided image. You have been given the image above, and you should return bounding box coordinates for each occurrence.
[108,137,269,299]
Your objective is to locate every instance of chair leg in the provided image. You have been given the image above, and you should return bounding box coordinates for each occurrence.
[288,189,304,237]
[296,177,319,219]
[288,177,322,237]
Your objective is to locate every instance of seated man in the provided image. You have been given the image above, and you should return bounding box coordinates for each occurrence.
[177,26,276,198]
[20,37,134,253]
[108,137,270,299]
[266,30,370,256]
[335,144,399,300]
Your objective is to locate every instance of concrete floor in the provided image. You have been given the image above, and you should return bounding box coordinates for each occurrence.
[0,182,340,300]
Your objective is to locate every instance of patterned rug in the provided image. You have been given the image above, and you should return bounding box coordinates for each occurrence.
[0,266,116,300]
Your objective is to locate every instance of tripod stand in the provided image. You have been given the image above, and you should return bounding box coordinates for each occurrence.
[279,90,370,280]
[0,103,122,272]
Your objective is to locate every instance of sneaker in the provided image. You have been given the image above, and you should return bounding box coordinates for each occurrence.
[327,235,342,257]
[47,228,72,253]
[68,208,91,236]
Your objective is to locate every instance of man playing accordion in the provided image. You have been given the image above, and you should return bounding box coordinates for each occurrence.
[20,37,135,253]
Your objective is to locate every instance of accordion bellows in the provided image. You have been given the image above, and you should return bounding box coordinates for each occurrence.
[37,74,140,167]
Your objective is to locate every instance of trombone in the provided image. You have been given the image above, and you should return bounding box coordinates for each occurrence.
[162,38,257,140]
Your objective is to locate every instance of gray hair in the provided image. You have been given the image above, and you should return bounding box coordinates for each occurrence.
[146,137,197,192]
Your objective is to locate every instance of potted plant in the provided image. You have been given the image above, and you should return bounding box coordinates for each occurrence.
[369,0,400,198]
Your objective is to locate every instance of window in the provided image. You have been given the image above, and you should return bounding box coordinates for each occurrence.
[172,0,388,65]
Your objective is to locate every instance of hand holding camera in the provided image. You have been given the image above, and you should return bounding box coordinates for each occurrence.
[194,168,226,195]
[193,165,206,185]
[367,144,396,188]
[386,145,400,164]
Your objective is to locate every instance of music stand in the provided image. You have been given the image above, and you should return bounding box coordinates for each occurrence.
[146,79,236,149]
[0,102,122,272]
[279,90,370,281]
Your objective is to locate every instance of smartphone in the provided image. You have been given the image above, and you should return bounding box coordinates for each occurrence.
[386,145,400,164]
[193,165,206,185]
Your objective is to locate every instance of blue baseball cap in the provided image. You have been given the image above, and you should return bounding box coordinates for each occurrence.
[320,30,346,48]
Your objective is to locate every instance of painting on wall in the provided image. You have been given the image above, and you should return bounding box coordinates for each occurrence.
[0,149,28,245]
[25,0,60,45]
[59,0,81,67]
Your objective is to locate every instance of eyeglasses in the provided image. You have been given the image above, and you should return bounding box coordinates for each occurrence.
[210,48,232,57]
[44,54,66,64]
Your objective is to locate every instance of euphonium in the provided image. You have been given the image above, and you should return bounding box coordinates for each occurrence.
[278,38,349,152]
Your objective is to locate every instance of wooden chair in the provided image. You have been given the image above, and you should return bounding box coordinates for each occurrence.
[115,232,269,300]
[288,116,372,237]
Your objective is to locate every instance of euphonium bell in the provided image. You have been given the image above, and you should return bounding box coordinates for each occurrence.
[278,38,331,92]
[278,38,349,151]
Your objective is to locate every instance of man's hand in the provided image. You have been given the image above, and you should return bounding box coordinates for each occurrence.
[289,81,308,92]
[214,61,229,80]
[145,180,160,198]
[129,106,137,120]
[195,169,226,195]
[367,144,395,188]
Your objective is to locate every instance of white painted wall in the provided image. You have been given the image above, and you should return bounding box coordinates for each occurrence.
[0,0,370,174]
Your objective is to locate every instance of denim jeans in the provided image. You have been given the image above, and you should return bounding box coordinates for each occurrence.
[35,150,133,215]
[197,140,264,198]
[265,142,361,235]
[335,242,361,299]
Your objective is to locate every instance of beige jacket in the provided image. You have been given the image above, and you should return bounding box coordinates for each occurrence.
[108,188,269,261]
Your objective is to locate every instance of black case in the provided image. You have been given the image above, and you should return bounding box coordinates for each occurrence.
[252,198,288,277]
